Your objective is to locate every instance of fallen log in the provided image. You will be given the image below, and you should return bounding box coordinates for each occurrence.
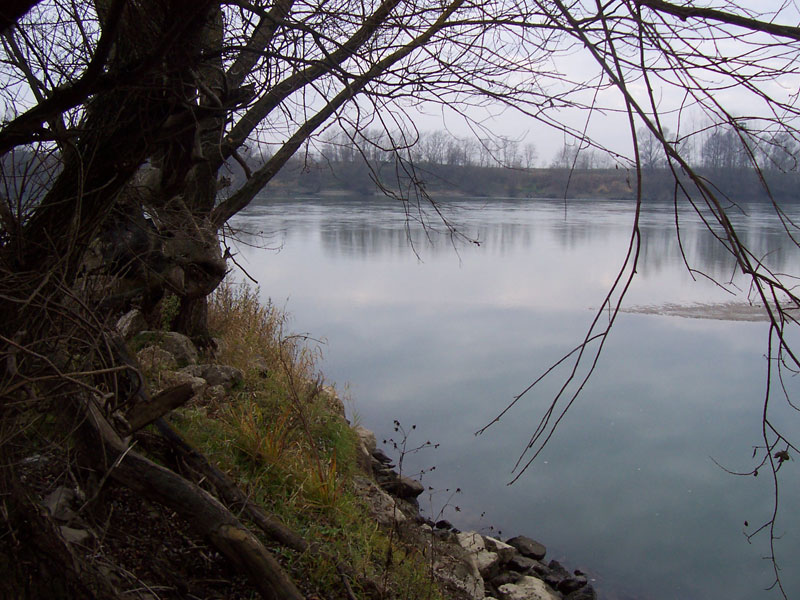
[155,418,309,552]
[85,400,304,600]
[124,382,194,432]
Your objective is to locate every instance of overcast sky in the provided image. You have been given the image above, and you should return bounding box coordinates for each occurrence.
[403,0,800,166]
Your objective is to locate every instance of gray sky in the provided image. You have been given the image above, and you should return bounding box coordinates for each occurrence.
[404,0,800,166]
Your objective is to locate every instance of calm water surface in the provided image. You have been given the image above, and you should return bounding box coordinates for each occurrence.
[230,197,800,600]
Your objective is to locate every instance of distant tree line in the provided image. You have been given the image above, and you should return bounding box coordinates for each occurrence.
[636,126,799,173]
[226,125,799,201]
[247,125,800,174]
[317,128,539,169]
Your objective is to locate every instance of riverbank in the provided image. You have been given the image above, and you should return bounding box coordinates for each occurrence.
[350,421,599,600]
[192,283,600,599]
[16,280,598,598]
[101,283,599,598]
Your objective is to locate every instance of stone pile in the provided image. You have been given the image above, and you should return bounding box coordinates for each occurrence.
[354,427,598,600]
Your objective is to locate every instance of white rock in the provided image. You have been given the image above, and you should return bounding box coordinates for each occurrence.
[116,309,147,340]
[158,370,207,398]
[136,346,178,371]
[139,331,198,365]
[351,476,406,525]
[180,364,243,389]
[432,547,485,600]
[483,534,516,564]
[457,531,486,553]
[354,426,376,455]
[59,526,93,545]
[498,576,560,600]
[457,531,502,578]
[322,385,346,417]
[43,487,79,522]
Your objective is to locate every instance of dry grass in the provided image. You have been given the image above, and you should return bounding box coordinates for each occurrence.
[164,280,445,599]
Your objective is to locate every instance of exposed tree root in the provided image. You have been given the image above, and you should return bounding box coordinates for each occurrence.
[85,400,304,600]
[154,418,310,552]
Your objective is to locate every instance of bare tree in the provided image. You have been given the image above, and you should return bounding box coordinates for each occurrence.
[523,142,538,169]
[4,0,800,596]
[638,125,669,170]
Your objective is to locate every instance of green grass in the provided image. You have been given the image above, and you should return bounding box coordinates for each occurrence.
[164,280,444,599]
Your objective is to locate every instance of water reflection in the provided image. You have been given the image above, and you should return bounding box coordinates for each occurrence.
[245,197,799,286]
[232,196,800,600]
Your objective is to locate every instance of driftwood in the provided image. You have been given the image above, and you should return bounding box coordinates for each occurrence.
[124,382,195,432]
[85,400,304,600]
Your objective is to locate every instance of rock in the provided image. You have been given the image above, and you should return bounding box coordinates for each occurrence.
[565,584,597,600]
[116,309,147,340]
[483,535,516,564]
[20,454,46,465]
[507,554,539,573]
[544,574,562,589]
[547,559,570,579]
[415,515,435,527]
[43,487,79,522]
[498,575,560,600]
[372,447,393,464]
[138,331,198,365]
[354,426,377,455]
[202,384,227,406]
[352,476,407,525]
[201,364,243,389]
[558,575,588,595]
[490,571,522,587]
[180,364,243,390]
[59,526,93,545]
[158,370,207,399]
[434,528,459,542]
[485,582,500,599]
[430,541,485,600]
[355,427,378,473]
[506,535,547,560]
[530,561,551,578]
[386,475,424,499]
[457,531,503,579]
[136,346,178,372]
[371,457,395,472]
[456,531,482,553]
[322,385,346,417]
[435,519,454,530]
[252,357,270,378]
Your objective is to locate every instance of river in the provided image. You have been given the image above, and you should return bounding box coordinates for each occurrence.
[230,196,800,600]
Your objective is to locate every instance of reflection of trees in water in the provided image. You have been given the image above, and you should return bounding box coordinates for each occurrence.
[638,206,799,282]
[241,200,800,277]
[550,219,615,251]
[318,213,537,257]
[320,219,435,257]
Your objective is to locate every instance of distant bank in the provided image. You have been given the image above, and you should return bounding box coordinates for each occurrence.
[227,157,800,202]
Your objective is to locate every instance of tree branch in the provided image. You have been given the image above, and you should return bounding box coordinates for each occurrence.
[85,400,304,600]
[123,382,195,433]
[0,0,44,33]
[212,0,467,226]
[634,0,800,41]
